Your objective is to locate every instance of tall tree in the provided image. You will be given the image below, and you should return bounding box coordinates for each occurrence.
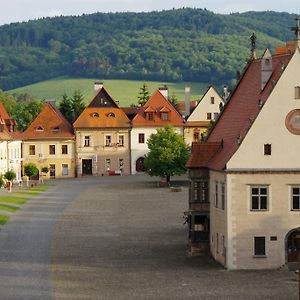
[137,83,150,106]
[59,93,73,123]
[144,126,189,183]
[71,90,86,123]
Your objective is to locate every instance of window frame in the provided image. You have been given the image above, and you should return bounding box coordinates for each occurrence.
[61,144,68,155]
[254,236,266,256]
[118,135,124,147]
[250,186,269,211]
[215,181,219,208]
[84,136,90,147]
[291,186,300,211]
[295,86,300,99]
[138,133,145,144]
[62,164,68,176]
[105,135,112,147]
[49,145,56,155]
[29,145,36,156]
[264,144,272,155]
[206,113,212,120]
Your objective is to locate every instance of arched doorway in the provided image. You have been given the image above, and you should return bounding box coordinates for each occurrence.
[286,227,300,269]
[136,157,145,173]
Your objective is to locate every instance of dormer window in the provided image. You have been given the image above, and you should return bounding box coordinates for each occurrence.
[107,112,115,118]
[295,86,300,99]
[91,112,100,118]
[35,126,44,131]
[162,112,169,121]
[52,127,60,132]
[146,112,154,121]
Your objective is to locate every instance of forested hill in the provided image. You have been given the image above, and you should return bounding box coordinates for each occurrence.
[0,8,296,90]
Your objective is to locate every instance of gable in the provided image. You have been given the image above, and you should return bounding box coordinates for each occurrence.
[88,88,119,108]
[227,48,300,170]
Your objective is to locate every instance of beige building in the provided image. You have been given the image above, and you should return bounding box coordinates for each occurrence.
[187,32,300,270]
[22,101,75,178]
[73,84,131,176]
[184,85,225,145]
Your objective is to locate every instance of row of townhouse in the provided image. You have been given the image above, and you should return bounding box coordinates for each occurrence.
[186,27,300,270]
[0,82,225,180]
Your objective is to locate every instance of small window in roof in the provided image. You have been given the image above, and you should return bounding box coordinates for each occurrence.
[52,127,61,132]
[107,112,115,118]
[91,112,100,118]
[35,126,44,131]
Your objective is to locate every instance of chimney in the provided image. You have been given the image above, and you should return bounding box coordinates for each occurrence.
[261,49,272,90]
[45,99,56,107]
[94,81,103,95]
[184,86,191,117]
[223,85,230,102]
[159,85,168,99]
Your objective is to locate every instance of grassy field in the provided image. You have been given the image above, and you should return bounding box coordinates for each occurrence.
[9,77,208,107]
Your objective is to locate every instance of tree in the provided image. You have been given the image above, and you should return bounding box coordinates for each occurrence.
[59,93,73,123]
[71,90,86,123]
[137,83,150,106]
[169,93,178,105]
[4,171,16,192]
[144,126,189,184]
[24,163,39,179]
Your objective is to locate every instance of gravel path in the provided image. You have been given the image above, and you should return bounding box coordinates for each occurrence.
[0,176,298,299]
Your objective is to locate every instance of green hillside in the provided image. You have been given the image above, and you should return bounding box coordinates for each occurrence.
[0,9,296,91]
[9,78,207,107]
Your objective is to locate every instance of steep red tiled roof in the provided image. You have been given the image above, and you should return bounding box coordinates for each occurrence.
[0,101,19,141]
[188,52,292,171]
[132,90,185,127]
[22,102,74,139]
[186,142,222,168]
[73,107,130,128]
[122,107,140,120]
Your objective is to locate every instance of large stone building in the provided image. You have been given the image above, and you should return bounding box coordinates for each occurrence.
[22,101,75,178]
[73,84,131,176]
[187,28,300,269]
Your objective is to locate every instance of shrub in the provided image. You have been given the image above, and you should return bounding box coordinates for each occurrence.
[24,163,39,179]
[4,171,16,181]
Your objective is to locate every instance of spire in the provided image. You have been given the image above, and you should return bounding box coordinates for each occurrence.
[250,32,257,59]
[291,17,300,43]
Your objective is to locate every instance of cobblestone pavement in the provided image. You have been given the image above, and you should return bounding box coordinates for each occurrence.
[0,175,298,299]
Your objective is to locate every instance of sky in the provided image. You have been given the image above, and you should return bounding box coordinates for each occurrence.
[0,0,300,26]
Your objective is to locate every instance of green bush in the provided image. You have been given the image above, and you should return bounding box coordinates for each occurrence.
[24,163,39,178]
[4,171,16,181]
[41,166,49,174]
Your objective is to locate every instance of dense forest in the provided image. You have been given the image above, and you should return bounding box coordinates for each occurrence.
[0,8,297,90]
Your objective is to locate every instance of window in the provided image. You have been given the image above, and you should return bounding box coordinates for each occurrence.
[193,181,208,202]
[193,131,200,142]
[215,181,219,208]
[29,145,35,155]
[119,158,124,171]
[49,164,56,178]
[107,112,115,118]
[254,236,266,256]
[49,145,55,155]
[146,112,154,121]
[62,164,68,176]
[214,112,219,120]
[251,186,268,210]
[62,145,68,154]
[138,133,145,144]
[105,158,111,171]
[118,135,124,147]
[221,182,225,210]
[295,86,300,99]
[207,113,212,120]
[291,186,300,210]
[162,112,169,121]
[211,97,215,104]
[264,144,271,155]
[52,127,60,132]
[35,126,44,132]
[216,233,219,254]
[91,112,99,118]
[105,135,112,146]
[84,136,90,147]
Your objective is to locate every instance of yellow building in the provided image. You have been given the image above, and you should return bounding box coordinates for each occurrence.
[22,101,75,178]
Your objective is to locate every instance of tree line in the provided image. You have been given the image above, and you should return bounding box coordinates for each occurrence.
[0,9,296,91]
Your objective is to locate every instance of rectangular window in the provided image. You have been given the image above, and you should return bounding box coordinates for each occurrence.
[49,164,56,177]
[84,136,90,147]
[215,181,218,208]
[193,131,200,142]
[105,135,112,146]
[221,182,225,210]
[49,145,55,155]
[211,97,215,104]
[162,112,169,121]
[29,145,35,155]
[118,135,124,147]
[62,164,68,176]
[62,145,68,154]
[207,113,212,120]
[295,86,300,99]
[254,236,266,256]
[146,112,154,121]
[216,233,219,254]
[251,186,268,210]
[138,133,145,144]
[213,112,219,120]
[193,181,208,202]
[264,144,271,155]
[119,158,124,171]
[105,158,111,171]
[291,186,300,210]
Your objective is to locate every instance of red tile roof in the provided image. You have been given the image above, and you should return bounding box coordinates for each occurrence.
[0,101,18,140]
[188,52,292,171]
[22,102,74,139]
[186,142,222,168]
[132,90,185,127]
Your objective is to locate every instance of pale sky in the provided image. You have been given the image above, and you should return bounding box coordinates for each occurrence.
[0,0,300,26]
